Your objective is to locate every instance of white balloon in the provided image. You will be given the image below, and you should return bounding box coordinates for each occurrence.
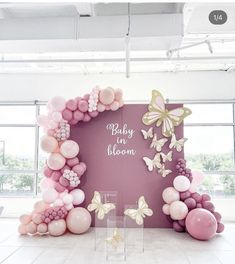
[162,204,170,215]
[169,201,188,220]
[162,187,180,204]
[70,189,85,205]
[173,175,191,192]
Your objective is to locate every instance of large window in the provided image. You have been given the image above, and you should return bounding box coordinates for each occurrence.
[184,103,235,198]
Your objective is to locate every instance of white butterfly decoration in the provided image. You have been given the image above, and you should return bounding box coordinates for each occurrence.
[124,196,153,225]
[150,133,168,152]
[160,151,173,163]
[143,153,161,171]
[87,191,116,220]
[106,228,123,249]
[141,127,154,140]
[142,90,191,137]
[158,164,172,178]
[169,133,187,152]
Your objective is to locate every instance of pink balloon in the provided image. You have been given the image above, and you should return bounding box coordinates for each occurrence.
[202,194,211,202]
[114,88,123,101]
[78,100,89,112]
[173,221,185,232]
[32,213,43,225]
[190,171,204,192]
[62,109,73,121]
[48,219,66,236]
[97,103,106,112]
[18,224,28,235]
[51,171,62,182]
[186,208,217,240]
[180,191,191,201]
[60,140,79,159]
[83,113,91,122]
[66,207,91,234]
[55,182,66,193]
[59,177,70,187]
[73,110,84,121]
[213,211,222,222]
[162,204,170,215]
[50,96,66,112]
[37,115,50,127]
[67,157,79,167]
[26,221,37,235]
[79,162,87,171]
[70,189,85,205]
[66,99,77,111]
[34,201,49,213]
[99,87,115,105]
[40,178,55,191]
[61,165,71,174]
[88,111,99,118]
[184,198,196,210]
[48,120,58,130]
[43,166,53,177]
[173,175,191,192]
[37,223,48,234]
[47,153,66,170]
[42,188,58,204]
[217,222,225,233]
[110,101,119,111]
[202,201,215,212]
[19,214,31,225]
[72,164,85,177]
[191,192,202,203]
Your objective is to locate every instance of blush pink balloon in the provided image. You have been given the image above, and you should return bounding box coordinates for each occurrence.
[190,171,204,192]
[66,207,91,234]
[26,221,37,235]
[40,178,55,191]
[169,201,188,220]
[50,96,66,112]
[186,208,217,240]
[37,223,48,234]
[32,213,43,225]
[43,166,53,178]
[114,88,123,101]
[69,119,78,125]
[51,171,62,182]
[34,201,49,213]
[97,103,106,112]
[42,188,58,204]
[40,135,58,153]
[51,111,63,122]
[110,101,119,111]
[37,115,50,127]
[72,164,85,177]
[60,140,79,159]
[78,100,89,112]
[60,165,71,174]
[48,219,66,236]
[99,87,115,105]
[88,111,99,118]
[19,214,31,225]
[83,113,91,122]
[162,187,180,204]
[162,204,170,215]
[55,182,66,193]
[47,153,66,170]
[18,224,28,235]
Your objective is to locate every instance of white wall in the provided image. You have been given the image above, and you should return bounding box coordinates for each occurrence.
[0,71,235,101]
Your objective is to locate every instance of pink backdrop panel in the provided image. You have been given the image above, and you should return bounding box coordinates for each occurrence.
[70,104,184,227]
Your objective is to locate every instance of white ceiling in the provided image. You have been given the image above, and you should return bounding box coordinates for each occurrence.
[0,2,235,73]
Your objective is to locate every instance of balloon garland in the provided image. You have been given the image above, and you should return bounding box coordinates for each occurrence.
[18,86,124,236]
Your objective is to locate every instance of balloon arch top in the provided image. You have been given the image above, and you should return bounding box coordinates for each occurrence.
[18,87,224,240]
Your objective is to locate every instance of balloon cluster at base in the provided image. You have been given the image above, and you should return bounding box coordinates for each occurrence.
[18,86,123,236]
[162,158,224,241]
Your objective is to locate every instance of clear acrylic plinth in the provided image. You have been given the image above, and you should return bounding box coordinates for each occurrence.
[106,216,126,262]
[124,204,144,253]
[95,191,117,251]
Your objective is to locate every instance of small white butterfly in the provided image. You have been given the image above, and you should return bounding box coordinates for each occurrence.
[87,191,116,220]
[160,151,173,163]
[169,133,187,152]
[158,164,172,178]
[150,133,168,152]
[124,196,153,225]
[143,153,161,171]
[141,127,154,140]
[106,228,123,249]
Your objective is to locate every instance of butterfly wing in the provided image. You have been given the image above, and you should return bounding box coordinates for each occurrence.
[161,151,173,163]
[142,90,165,126]
[162,116,175,137]
[153,153,161,169]
[143,157,154,171]
[138,196,153,223]
[141,128,153,140]
[167,107,192,126]
[87,191,101,212]
[169,133,176,149]
[156,138,168,152]
[176,138,188,152]
[124,208,138,221]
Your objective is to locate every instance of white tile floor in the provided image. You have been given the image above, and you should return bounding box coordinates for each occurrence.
[0,219,235,264]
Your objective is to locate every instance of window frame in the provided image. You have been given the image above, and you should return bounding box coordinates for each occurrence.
[0,99,235,198]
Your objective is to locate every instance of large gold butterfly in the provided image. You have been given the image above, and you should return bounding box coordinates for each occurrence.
[142,90,192,137]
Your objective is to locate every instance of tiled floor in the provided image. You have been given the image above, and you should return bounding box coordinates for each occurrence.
[0,219,235,264]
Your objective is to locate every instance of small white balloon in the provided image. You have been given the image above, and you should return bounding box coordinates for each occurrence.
[173,175,191,192]
[162,204,170,215]
[162,187,180,204]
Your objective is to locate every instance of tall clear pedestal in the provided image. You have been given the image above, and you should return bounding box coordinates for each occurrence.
[106,216,126,262]
[124,205,144,253]
[95,191,117,251]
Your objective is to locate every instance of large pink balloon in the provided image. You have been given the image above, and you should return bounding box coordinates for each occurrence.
[66,207,91,234]
[47,153,66,170]
[60,140,79,159]
[48,219,66,236]
[186,208,217,240]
